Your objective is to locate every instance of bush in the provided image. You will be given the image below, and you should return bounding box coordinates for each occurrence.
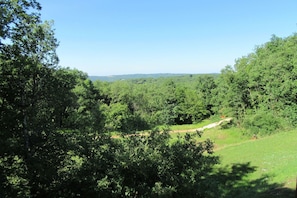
[242,110,283,136]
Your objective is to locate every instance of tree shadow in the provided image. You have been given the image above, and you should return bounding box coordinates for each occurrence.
[206,162,296,198]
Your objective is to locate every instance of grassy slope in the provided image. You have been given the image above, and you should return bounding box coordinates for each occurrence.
[215,130,297,189]
[169,124,249,148]
[114,119,296,196]
[170,125,297,195]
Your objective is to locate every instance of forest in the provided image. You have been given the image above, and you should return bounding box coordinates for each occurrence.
[1,0,297,197]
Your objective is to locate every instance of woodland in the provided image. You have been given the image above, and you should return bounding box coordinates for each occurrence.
[1,0,297,197]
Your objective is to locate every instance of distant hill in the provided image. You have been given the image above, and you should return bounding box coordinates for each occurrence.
[89,73,218,82]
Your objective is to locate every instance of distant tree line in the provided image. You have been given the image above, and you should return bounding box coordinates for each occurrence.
[94,74,217,133]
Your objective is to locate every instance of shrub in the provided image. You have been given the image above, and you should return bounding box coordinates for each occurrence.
[242,110,283,135]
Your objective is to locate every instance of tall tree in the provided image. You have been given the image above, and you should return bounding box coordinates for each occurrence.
[213,34,297,133]
[0,0,62,196]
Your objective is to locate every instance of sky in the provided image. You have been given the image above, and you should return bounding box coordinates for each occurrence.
[38,0,297,76]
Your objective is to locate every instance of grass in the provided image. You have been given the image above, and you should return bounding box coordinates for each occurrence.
[168,124,297,197]
[215,130,297,189]
[169,124,249,147]
[156,115,222,131]
[110,116,221,137]
[168,118,221,130]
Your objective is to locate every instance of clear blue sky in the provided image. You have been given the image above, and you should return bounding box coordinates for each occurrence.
[39,0,297,76]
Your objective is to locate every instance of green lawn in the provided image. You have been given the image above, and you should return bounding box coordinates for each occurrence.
[215,130,297,188]
[169,125,297,197]
[169,125,249,147]
[168,117,221,130]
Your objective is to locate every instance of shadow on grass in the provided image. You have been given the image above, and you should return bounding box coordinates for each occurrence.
[207,162,295,198]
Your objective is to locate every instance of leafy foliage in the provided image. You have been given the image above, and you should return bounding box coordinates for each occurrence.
[1,0,297,197]
[113,131,219,197]
[214,33,297,134]
[242,109,283,135]
[94,75,216,132]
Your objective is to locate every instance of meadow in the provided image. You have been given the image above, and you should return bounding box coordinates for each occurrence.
[170,124,297,197]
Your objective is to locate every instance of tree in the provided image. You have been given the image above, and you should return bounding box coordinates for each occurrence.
[112,131,219,197]
[213,33,297,133]
[195,75,217,114]
[0,0,63,196]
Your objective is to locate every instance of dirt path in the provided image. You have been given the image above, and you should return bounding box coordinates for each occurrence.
[112,118,232,138]
[170,118,232,134]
